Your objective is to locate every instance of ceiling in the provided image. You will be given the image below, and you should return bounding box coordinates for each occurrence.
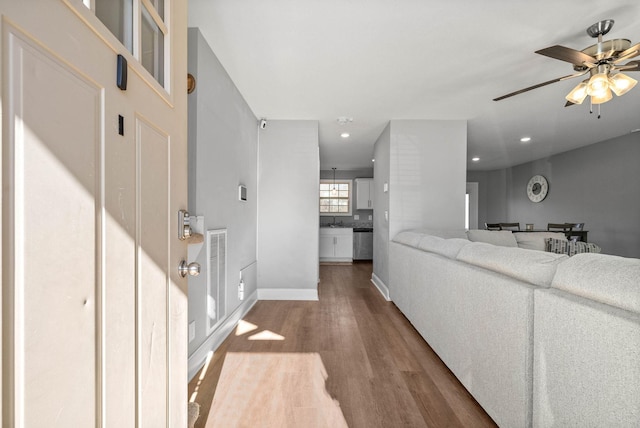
[188,0,640,171]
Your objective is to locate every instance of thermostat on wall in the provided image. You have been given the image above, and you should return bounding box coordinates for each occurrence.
[239,184,247,201]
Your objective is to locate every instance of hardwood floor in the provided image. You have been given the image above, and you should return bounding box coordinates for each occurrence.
[188,262,497,427]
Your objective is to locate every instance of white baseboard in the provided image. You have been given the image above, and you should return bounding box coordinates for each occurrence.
[188,290,258,381]
[257,288,319,301]
[371,273,391,301]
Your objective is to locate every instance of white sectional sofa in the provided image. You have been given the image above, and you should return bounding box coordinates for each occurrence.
[389,230,640,428]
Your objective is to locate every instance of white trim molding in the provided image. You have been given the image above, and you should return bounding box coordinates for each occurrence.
[257,288,319,301]
[371,273,391,301]
[188,290,257,381]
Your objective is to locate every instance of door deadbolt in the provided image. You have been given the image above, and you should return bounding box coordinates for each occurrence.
[178,260,200,277]
[178,209,192,240]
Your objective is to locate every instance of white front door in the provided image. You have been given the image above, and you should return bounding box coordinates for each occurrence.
[1,1,188,427]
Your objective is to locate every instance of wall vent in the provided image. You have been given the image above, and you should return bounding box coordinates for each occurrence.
[206,229,227,335]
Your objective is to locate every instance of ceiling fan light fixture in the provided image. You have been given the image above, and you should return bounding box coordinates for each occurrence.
[608,72,637,96]
[586,73,610,97]
[590,87,613,104]
[566,80,589,104]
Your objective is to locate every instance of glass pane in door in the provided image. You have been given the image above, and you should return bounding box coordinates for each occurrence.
[141,5,164,86]
[95,0,133,52]
[150,0,164,20]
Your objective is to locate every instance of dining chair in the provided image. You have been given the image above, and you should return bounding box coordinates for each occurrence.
[565,222,584,231]
[565,222,585,242]
[485,223,502,230]
[499,222,521,231]
[547,223,573,232]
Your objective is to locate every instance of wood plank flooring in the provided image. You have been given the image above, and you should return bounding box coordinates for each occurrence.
[188,262,497,427]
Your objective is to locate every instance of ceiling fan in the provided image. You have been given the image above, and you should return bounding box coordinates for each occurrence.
[494,20,640,108]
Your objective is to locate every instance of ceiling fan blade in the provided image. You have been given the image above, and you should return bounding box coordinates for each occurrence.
[613,42,640,64]
[535,45,597,67]
[616,60,640,71]
[565,101,575,107]
[493,71,588,102]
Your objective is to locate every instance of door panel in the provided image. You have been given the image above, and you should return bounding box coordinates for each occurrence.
[9,29,103,427]
[137,117,169,427]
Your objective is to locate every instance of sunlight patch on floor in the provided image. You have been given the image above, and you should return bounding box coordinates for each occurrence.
[204,352,347,427]
[235,319,258,336]
[248,330,285,341]
[189,350,215,403]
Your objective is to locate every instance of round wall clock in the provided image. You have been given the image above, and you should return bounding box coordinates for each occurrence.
[527,175,548,203]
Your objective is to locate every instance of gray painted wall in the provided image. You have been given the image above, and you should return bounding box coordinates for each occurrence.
[257,120,320,293]
[469,132,640,257]
[374,120,467,289]
[373,124,391,286]
[389,120,467,238]
[187,28,258,356]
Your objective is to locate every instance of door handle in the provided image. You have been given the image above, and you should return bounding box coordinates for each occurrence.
[178,260,200,277]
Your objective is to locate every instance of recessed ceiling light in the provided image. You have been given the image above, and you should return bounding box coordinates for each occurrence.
[520,136,532,142]
[341,132,350,138]
[472,157,480,162]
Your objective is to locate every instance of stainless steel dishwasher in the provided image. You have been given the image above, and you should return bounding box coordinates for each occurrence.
[353,228,373,260]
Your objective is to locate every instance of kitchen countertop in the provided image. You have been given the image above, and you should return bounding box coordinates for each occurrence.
[320,223,372,229]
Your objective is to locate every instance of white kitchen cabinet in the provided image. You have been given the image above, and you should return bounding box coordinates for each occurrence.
[319,228,353,262]
[319,234,335,259]
[355,178,374,210]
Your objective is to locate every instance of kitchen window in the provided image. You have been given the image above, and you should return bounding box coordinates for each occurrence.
[319,180,352,216]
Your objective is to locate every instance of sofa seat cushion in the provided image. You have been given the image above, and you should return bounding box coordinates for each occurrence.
[466,229,518,247]
[551,253,640,314]
[514,232,566,251]
[417,236,471,259]
[457,242,568,287]
[545,238,602,256]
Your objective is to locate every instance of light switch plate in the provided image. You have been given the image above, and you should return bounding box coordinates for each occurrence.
[384,182,388,192]
[368,215,373,220]
[354,215,359,220]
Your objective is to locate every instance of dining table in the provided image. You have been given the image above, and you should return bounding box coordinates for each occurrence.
[517,229,588,243]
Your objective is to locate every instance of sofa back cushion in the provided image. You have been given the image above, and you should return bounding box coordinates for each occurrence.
[417,236,471,259]
[393,229,468,248]
[513,232,566,251]
[457,242,568,287]
[551,253,640,314]
[466,229,518,247]
[393,231,424,247]
[413,229,468,239]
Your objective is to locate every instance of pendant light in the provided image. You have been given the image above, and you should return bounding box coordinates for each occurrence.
[331,167,337,191]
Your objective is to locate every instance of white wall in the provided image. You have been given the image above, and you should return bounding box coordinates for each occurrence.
[187,28,258,358]
[257,120,320,299]
[374,120,467,289]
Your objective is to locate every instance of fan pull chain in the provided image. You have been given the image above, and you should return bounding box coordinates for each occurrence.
[588,99,602,119]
